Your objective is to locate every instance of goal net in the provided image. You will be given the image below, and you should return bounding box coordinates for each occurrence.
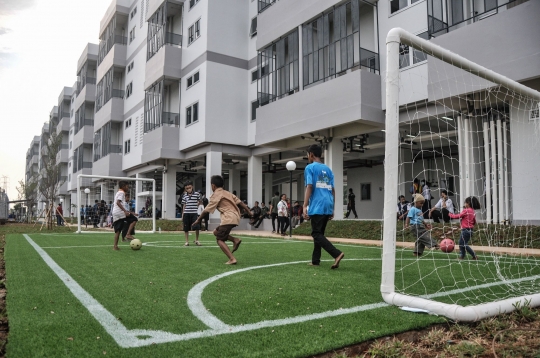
[382,28,540,321]
[76,175,156,234]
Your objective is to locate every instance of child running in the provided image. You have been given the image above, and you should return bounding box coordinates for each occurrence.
[405,194,439,256]
[192,175,253,265]
[112,181,137,250]
[449,196,481,260]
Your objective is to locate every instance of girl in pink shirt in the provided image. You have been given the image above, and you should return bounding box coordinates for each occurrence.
[449,196,481,260]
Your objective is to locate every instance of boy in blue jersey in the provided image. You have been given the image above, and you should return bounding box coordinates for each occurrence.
[405,194,439,256]
[303,144,344,269]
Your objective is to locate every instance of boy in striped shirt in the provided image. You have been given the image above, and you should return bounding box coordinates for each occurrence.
[181,181,202,246]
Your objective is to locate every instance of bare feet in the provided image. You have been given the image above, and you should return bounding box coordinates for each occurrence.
[331,253,344,269]
[232,239,242,253]
[113,247,120,251]
[225,259,237,265]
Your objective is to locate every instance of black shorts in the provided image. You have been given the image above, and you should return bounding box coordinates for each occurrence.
[113,215,138,236]
[183,213,200,232]
[214,224,236,241]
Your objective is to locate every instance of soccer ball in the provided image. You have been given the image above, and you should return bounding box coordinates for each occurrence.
[130,239,142,250]
[440,238,455,253]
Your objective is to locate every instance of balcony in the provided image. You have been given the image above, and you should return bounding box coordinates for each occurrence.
[142,125,181,163]
[74,79,96,110]
[427,0,540,103]
[258,0,277,13]
[73,124,94,149]
[144,45,182,89]
[93,149,124,178]
[94,94,124,130]
[57,180,68,196]
[255,69,383,146]
[56,144,69,164]
[56,116,70,135]
[97,41,127,80]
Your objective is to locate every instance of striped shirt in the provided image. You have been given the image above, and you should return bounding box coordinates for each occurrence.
[181,192,201,214]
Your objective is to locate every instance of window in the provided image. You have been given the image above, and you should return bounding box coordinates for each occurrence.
[361,183,371,201]
[188,19,201,45]
[251,69,258,82]
[186,71,200,89]
[390,0,421,14]
[399,31,429,69]
[186,102,199,125]
[130,7,137,19]
[127,61,134,73]
[250,17,257,37]
[125,118,132,129]
[124,139,131,154]
[129,26,136,43]
[189,0,200,9]
[126,82,133,98]
[251,100,259,121]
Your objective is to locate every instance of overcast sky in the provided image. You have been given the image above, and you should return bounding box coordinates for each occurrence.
[0,0,112,200]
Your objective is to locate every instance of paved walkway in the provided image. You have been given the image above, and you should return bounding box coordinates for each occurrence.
[232,230,540,257]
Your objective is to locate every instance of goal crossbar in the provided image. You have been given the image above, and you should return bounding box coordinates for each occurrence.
[382,28,540,321]
[76,174,156,234]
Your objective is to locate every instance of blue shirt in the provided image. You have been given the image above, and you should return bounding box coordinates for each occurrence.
[407,206,424,225]
[304,162,334,215]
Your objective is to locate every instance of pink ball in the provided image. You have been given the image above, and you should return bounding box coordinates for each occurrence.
[440,238,455,253]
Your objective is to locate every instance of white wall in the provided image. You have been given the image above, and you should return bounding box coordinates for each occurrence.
[347,165,385,219]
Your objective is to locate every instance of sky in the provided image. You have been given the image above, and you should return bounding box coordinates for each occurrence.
[0,0,113,201]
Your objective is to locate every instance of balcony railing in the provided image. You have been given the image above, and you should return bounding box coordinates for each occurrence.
[77,77,97,94]
[112,89,125,99]
[98,35,128,65]
[162,112,180,126]
[110,145,122,154]
[59,112,70,119]
[81,162,93,169]
[74,119,94,135]
[258,0,277,13]
[165,32,182,46]
[59,144,69,150]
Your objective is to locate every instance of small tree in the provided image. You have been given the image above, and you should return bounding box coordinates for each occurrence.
[37,131,65,229]
[16,174,38,223]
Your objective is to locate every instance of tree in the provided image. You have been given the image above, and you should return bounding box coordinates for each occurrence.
[16,174,38,223]
[37,131,65,229]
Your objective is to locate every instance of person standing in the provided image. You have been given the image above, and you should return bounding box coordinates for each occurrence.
[181,181,202,246]
[410,178,422,202]
[422,181,432,219]
[56,203,64,226]
[277,194,289,236]
[345,188,358,219]
[112,181,138,250]
[269,191,280,234]
[405,194,439,256]
[303,144,344,269]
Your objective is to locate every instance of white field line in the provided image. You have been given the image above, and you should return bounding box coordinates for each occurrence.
[23,233,540,348]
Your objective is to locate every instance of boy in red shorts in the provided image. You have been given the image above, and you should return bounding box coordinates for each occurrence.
[193,175,252,264]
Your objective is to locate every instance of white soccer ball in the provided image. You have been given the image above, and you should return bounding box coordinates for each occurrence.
[130,239,142,250]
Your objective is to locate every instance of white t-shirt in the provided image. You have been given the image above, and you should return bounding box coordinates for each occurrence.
[277,200,288,217]
[434,197,454,213]
[422,185,431,200]
[112,190,127,222]
[197,204,204,215]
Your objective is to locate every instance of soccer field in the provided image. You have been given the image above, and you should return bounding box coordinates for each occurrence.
[6,232,538,357]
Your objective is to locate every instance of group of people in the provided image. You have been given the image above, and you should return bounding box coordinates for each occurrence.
[111,144,345,270]
[79,200,111,228]
[399,178,482,260]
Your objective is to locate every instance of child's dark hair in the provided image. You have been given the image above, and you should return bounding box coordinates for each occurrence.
[441,189,448,195]
[275,191,280,196]
[119,181,129,189]
[184,180,193,186]
[465,196,481,210]
[307,144,322,158]
[211,175,224,188]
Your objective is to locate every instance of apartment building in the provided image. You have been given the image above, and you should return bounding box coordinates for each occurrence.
[25,0,539,224]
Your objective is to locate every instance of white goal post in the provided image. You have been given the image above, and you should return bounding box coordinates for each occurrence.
[76,174,156,234]
[382,28,540,322]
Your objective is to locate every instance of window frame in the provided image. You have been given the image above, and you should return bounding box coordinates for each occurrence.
[124,139,131,154]
[126,82,133,98]
[251,100,259,122]
[189,0,200,10]
[185,101,199,126]
[399,30,429,70]
[251,69,258,83]
[249,16,257,37]
[127,61,134,73]
[389,0,424,16]
[129,26,136,44]
[188,18,201,45]
[186,71,200,89]
[130,7,137,19]
[125,118,132,129]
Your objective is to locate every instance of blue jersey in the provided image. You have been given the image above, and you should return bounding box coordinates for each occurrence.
[304,162,334,215]
[407,206,424,225]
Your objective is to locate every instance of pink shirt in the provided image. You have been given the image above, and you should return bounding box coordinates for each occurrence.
[449,207,476,229]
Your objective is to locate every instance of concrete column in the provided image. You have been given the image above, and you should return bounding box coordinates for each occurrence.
[135,174,141,212]
[100,183,106,200]
[229,169,241,197]
[325,140,344,220]
[248,155,263,206]
[162,169,177,219]
[264,173,273,204]
[206,151,222,219]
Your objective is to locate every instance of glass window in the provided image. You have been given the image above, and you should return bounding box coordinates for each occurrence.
[193,72,199,83]
[193,103,198,123]
[361,183,371,200]
[399,44,410,68]
[187,77,193,88]
[251,100,259,121]
[251,70,258,82]
[390,0,408,14]
[186,106,192,125]
[250,17,257,37]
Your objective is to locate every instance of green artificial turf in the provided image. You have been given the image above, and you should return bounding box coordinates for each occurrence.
[6,231,538,357]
